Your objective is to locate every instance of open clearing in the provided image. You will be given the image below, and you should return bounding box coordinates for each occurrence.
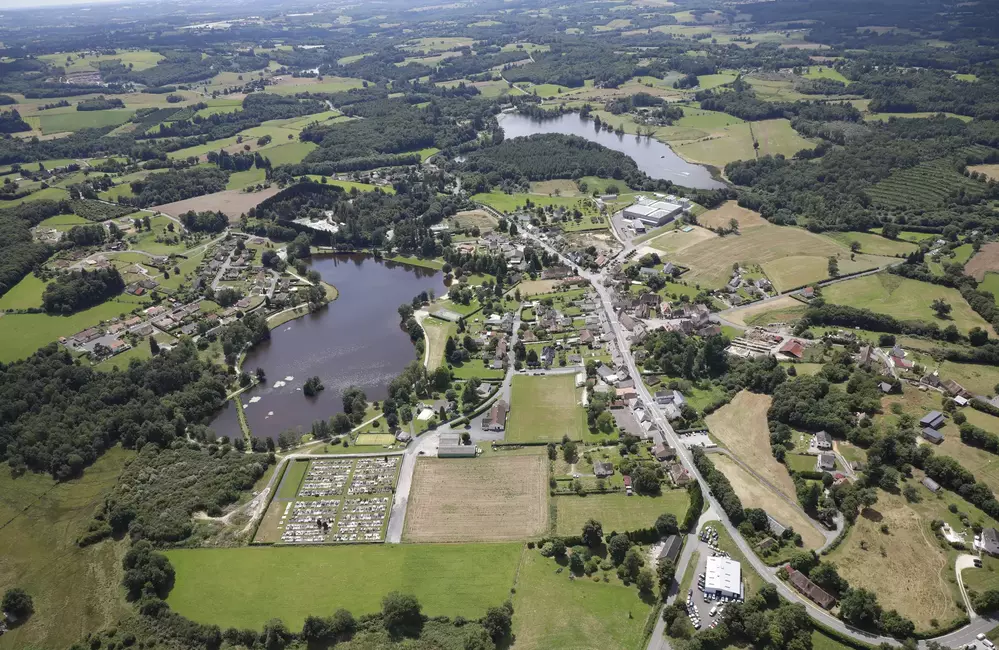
[517,279,564,296]
[696,200,767,230]
[646,225,717,256]
[710,454,825,549]
[422,316,454,370]
[821,231,917,257]
[822,273,992,334]
[354,433,396,445]
[165,543,522,630]
[970,164,999,182]
[670,119,814,169]
[825,490,963,630]
[511,549,653,650]
[506,374,587,442]
[706,391,797,500]
[723,295,806,326]
[660,222,893,291]
[453,208,498,232]
[964,242,999,281]
[152,187,281,221]
[554,491,689,535]
[403,453,548,542]
[0,448,133,650]
[0,273,48,310]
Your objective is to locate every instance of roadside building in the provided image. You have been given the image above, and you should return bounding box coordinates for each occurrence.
[481,400,508,432]
[658,534,683,565]
[652,442,676,462]
[786,568,835,609]
[438,433,475,458]
[704,556,743,599]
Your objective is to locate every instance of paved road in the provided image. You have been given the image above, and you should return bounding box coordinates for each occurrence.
[519,227,994,648]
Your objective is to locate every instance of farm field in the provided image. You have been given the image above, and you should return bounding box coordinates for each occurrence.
[256,141,317,166]
[824,490,964,631]
[645,225,717,256]
[554,491,689,535]
[506,374,587,442]
[937,361,999,397]
[0,296,151,363]
[38,49,163,72]
[705,392,798,501]
[165,543,522,630]
[822,273,992,334]
[964,243,999,281]
[152,187,281,221]
[403,453,548,542]
[226,167,267,190]
[39,109,134,134]
[710,454,825,550]
[696,200,767,230]
[511,549,653,650]
[265,76,368,94]
[723,295,807,326]
[669,118,813,168]
[663,221,893,291]
[0,448,133,650]
[969,164,999,182]
[471,190,600,215]
[867,157,988,210]
[821,231,917,257]
[981,274,999,306]
[453,208,498,231]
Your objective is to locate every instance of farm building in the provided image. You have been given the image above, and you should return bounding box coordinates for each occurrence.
[658,534,683,565]
[438,433,475,458]
[704,556,743,599]
[623,198,684,227]
[920,410,945,429]
[921,427,944,444]
[787,568,835,609]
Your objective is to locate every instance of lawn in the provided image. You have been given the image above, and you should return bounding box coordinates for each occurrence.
[554,491,689,535]
[511,549,654,650]
[824,490,965,631]
[822,273,992,334]
[129,214,188,255]
[277,459,309,499]
[39,109,134,135]
[696,73,738,89]
[422,316,455,371]
[0,273,48,310]
[784,453,818,473]
[165,543,522,630]
[506,374,587,443]
[471,190,599,215]
[96,343,151,371]
[354,433,396,446]
[0,296,151,362]
[0,447,134,650]
[821,231,917,257]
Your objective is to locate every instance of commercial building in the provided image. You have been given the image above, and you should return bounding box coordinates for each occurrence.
[438,433,475,458]
[704,556,743,599]
[623,198,684,227]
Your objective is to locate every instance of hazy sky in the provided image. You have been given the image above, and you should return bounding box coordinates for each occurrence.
[2,0,136,9]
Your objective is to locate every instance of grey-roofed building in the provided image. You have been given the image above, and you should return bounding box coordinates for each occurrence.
[438,433,475,458]
[658,534,683,565]
[767,515,787,538]
[920,410,945,429]
[815,431,832,450]
[921,427,944,444]
[981,528,999,556]
[922,477,941,493]
[817,453,836,471]
[594,461,615,478]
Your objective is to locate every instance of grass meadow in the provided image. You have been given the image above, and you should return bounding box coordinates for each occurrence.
[165,544,522,630]
[506,374,587,442]
[554,491,689,536]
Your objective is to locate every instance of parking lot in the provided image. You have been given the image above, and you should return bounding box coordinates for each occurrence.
[681,525,744,632]
[676,431,714,450]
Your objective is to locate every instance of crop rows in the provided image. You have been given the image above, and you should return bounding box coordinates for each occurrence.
[867,158,987,210]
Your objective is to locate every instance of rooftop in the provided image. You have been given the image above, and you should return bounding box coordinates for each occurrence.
[704,555,741,595]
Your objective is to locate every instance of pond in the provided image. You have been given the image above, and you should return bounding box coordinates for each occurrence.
[497,112,726,190]
[209,254,444,440]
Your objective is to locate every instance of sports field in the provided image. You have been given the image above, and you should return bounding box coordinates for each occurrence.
[554,491,689,535]
[511,550,653,650]
[822,273,992,334]
[0,448,133,650]
[657,221,893,291]
[705,391,797,500]
[825,490,964,631]
[165,543,522,630]
[710,454,825,549]
[403,453,548,542]
[506,374,587,442]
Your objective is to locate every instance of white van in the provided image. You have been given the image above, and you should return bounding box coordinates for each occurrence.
[709,606,718,617]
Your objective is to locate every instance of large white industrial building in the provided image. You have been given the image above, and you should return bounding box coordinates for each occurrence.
[623,195,689,227]
[704,555,743,599]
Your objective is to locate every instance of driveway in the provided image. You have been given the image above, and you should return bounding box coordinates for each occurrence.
[956,554,980,619]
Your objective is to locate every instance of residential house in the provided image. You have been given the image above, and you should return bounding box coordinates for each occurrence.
[979,528,999,556]
[662,261,675,275]
[817,453,836,472]
[879,382,893,394]
[619,312,638,332]
[669,463,692,487]
[652,442,676,462]
[594,461,615,478]
[579,329,595,346]
[815,431,832,450]
[787,569,835,609]
[482,400,508,431]
[541,345,555,366]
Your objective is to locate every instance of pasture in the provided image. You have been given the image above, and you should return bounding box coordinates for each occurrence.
[256,141,316,166]
[511,550,654,650]
[822,273,991,334]
[710,454,825,549]
[646,225,717,256]
[0,448,133,650]
[165,543,522,630]
[0,273,48,310]
[671,119,814,168]
[696,200,767,230]
[266,76,368,95]
[554,491,689,535]
[38,109,134,135]
[663,221,893,291]
[824,490,964,631]
[705,392,797,501]
[402,453,548,542]
[506,374,587,442]
[938,361,999,397]
[821,231,917,257]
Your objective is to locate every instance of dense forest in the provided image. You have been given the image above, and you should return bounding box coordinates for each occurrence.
[125,167,229,207]
[0,201,56,298]
[41,267,125,314]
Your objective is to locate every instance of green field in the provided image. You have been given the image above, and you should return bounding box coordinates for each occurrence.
[39,109,135,135]
[0,448,133,650]
[676,106,744,129]
[696,73,738,89]
[670,118,814,168]
[554,491,689,535]
[980,273,999,305]
[354,433,396,446]
[0,296,151,362]
[226,167,267,190]
[38,49,163,73]
[267,77,367,95]
[821,231,917,257]
[165,544,522,630]
[868,157,987,210]
[129,214,188,255]
[822,273,991,334]
[258,141,317,166]
[38,213,90,231]
[423,317,456,370]
[784,453,818,473]
[0,186,70,208]
[0,273,48,310]
[506,374,587,442]
[802,66,849,83]
[511,549,653,650]
[277,459,309,499]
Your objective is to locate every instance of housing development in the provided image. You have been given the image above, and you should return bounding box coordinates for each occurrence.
[2,0,999,650]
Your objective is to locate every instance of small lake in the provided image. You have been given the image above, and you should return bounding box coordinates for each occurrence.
[497,112,726,190]
[209,254,444,440]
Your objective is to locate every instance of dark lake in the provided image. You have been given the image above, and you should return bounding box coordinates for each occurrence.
[497,112,726,190]
[209,254,444,440]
